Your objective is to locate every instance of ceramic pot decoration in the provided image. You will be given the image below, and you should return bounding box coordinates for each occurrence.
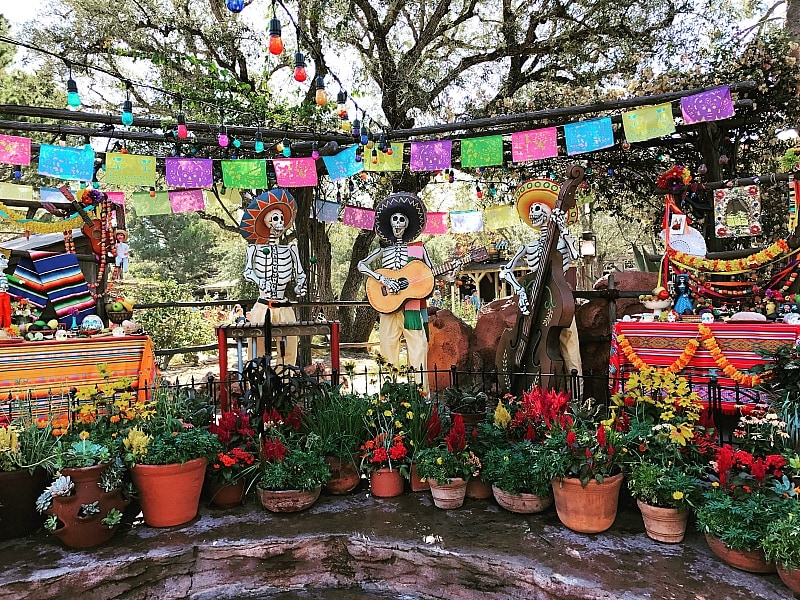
[466,476,493,500]
[46,463,130,548]
[130,457,207,527]
[551,472,624,534]
[428,478,468,509]
[409,462,430,492]
[0,468,49,539]
[369,467,404,498]
[492,486,553,514]
[257,486,322,513]
[209,480,246,509]
[324,456,361,495]
[637,500,688,544]
[704,534,776,573]
[777,565,800,594]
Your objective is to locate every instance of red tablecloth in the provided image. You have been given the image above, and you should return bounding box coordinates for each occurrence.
[610,321,800,413]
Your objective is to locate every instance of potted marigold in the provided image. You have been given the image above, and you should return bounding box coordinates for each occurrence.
[207,408,259,508]
[414,414,474,509]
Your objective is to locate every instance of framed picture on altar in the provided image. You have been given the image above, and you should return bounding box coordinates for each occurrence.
[669,214,687,235]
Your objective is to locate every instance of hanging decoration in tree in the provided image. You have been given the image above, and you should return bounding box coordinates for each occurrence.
[713,185,761,238]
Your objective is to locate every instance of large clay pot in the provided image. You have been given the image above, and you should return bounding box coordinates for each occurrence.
[777,564,800,594]
[409,462,430,492]
[47,463,130,548]
[0,468,49,539]
[429,478,468,509]
[208,480,246,509]
[492,486,553,514]
[551,472,624,534]
[637,500,688,544]
[369,467,405,498]
[257,486,322,513]
[324,456,361,495]
[130,457,207,527]
[466,476,493,500]
[704,533,776,573]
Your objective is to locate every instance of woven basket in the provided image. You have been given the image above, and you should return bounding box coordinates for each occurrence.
[107,310,133,324]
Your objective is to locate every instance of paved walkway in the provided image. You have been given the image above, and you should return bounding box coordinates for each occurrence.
[0,486,791,600]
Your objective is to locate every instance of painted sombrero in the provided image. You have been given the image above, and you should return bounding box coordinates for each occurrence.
[374,192,427,244]
[239,189,298,244]
[514,179,578,228]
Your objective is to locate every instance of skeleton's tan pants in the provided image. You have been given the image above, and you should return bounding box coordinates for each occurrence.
[378,310,428,379]
[248,303,298,366]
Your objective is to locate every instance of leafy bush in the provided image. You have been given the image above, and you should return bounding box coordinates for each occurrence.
[695,489,788,551]
[481,442,553,497]
[626,461,701,511]
[763,512,800,570]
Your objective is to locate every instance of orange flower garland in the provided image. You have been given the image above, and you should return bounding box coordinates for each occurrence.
[617,333,700,374]
[698,325,762,387]
[670,239,790,273]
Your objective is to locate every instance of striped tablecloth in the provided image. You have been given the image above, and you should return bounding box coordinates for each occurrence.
[0,335,158,417]
[610,321,800,413]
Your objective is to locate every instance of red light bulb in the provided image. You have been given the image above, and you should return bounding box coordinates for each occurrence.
[269,35,283,55]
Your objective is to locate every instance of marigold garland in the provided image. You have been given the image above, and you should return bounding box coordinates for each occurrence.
[618,326,763,387]
[669,239,791,274]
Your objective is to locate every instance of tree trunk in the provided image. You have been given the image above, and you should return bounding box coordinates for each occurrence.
[338,229,377,342]
[696,122,725,253]
[292,187,314,366]
[788,0,800,42]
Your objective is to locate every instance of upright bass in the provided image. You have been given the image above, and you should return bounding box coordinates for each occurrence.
[495,164,585,395]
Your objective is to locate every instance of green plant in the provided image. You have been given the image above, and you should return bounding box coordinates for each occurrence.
[627,461,701,512]
[754,343,800,447]
[258,435,330,492]
[207,408,259,485]
[413,414,473,484]
[302,388,371,463]
[763,510,800,571]
[101,508,124,529]
[696,488,788,551]
[0,415,58,473]
[59,438,111,469]
[481,441,553,496]
[444,383,489,415]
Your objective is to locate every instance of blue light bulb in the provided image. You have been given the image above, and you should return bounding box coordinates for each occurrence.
[254,139,264,153]
[121,99,134,126]
[226,0,244,12]
[282,145,291,158]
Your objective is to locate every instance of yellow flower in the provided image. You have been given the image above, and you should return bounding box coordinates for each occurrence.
[79,431,90,440]
[395,420,402,428]
[672,491,684,500]
[712,481,720,487]
[493,400,511,429]
[383,410,392,417]
[367,409,373,416]
[0,426,18,453]
[406,411,414,420]
[436,457,443,465]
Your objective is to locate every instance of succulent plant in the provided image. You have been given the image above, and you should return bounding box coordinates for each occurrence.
[35,490,53,513]
[99,459,125,492]
[78,501,100,518]
[47,475,74,497]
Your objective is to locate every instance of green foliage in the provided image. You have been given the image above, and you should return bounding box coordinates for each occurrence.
[763,510,800,571]
[481,442,553,497]
[58,439,111,469]
[627,461,701,511]
[259,439,331,492]
[444,384,489,415]
[695,489,789,551]
[0,413,58,473]
[302,388,371,462]
[135,426,221,466]
[101,508,124,529]
[754,343,800,449]
[414,444,473,485]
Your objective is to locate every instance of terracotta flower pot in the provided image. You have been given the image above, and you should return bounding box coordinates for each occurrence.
[637,500,688,544]
[429,478,468,509]
[704,533,776,573]
[466,476,493,500]
[0,468,49,539]
[209,480,246,509]
[369,467,404,498]
[324,456,361,495]
[257,486,322,513]
[777,564,800,594]
[47,463,130,548]
[492,486,553,514]
[131,457,207,527]
[551,472,624,534]
[409,462,430,492]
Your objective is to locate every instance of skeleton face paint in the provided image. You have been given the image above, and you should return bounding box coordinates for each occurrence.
[264,208,285,234]
[528,202,551,228]
[390,212,408,239]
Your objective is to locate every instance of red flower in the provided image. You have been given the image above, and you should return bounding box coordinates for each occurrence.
[426,409,442,444]
[446,414,467,452]
[566,431,577,447]
[596,424,607,447]
[261,437,288,462]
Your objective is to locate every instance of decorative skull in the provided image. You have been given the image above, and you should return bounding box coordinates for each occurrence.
[528,202,552,228]
[264,208,285,234]
[390,212,408,239]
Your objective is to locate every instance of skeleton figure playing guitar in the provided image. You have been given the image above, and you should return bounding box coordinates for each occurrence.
[499,184,583,379]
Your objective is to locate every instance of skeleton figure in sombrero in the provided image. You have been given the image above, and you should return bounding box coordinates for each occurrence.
[240,189,307,366]
[358,192,432,376]
[499,179,582,377]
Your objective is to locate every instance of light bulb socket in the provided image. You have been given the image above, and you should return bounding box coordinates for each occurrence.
[294,52,306,68]
[177,113,186,125]
[67,78,78,94]
[336,90,347,105]
[122,100,133,114]
[314,76,325,90]
[269,17,282,37]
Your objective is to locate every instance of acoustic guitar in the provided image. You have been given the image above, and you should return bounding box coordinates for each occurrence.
[366,247,489,314]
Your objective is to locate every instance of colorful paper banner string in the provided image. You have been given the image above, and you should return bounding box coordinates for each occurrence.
[564,117,615,156]
[0,182,34,200]
[273,157,318,187]
[680,86,735,124]
[410,140,452,172]
[422,212,449,235]
[165,158,214,188]
[342,205,375,230]
[322,145,363,180]
[169,189,206,213]
[0,134,32,166]
[364,143,404,172]
[460,135,503,168]
[511,127,558,162]
[37,144,95,181]
[221,159,268,188]
[132,190,172,216]
[621,103,676,142]
[104,152,158,187]
[449,210,484,233]
[312,200,341,223]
